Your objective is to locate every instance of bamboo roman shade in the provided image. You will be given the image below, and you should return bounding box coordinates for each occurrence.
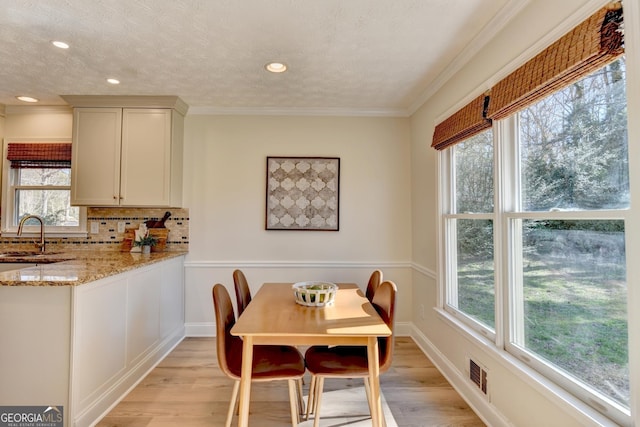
[487,3,623,120]
[7,142,72,169]
[431,2,623,150]
[431,94,490,150]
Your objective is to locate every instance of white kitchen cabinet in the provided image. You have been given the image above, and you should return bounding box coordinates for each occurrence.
[70,107,122,206]
[65,96,187,207]
[72,255,185,426]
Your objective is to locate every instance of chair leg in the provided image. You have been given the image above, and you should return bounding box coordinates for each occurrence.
[235,386,241,415]
[363,377,373,415]
[363,377,387,427]
[306,375,316,420]
[226,380,240,427]
[297,378,305,415]
[312,377,325,427]
[288,379,299,426]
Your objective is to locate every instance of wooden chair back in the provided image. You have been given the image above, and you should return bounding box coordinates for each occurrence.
[371,280,397,372]
[365,269,383,301]
[212,284,243,380]
[233,269,252,316]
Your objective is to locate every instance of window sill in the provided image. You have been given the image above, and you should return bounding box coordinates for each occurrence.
[433,307,625,427]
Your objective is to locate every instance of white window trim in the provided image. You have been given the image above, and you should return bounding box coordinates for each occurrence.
[434,306,625,427]
[439,136,498,342]
[433,1,640,424]
[437,113,632,426]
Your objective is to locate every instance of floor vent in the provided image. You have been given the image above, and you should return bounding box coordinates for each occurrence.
[469,358,489,396]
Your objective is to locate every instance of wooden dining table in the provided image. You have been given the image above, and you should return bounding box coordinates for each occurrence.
[230,282,392,427]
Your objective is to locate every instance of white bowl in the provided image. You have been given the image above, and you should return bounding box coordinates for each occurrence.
[292,281,337,307]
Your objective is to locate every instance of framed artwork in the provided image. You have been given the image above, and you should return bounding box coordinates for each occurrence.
[266,156,340,231]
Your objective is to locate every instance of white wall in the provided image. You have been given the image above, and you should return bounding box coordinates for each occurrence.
[410,0,640,426]
[0,107,5,139]
[4,106,72,139]
[181,115,413,335]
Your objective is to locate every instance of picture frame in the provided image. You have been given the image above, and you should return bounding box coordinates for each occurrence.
[266,156,340,231]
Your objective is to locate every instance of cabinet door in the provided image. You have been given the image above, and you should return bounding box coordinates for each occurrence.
[120,109,172,206]
[71,108,122,206]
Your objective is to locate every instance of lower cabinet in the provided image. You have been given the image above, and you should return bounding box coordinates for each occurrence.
[0,256,185,427]
[0,286,73,414]
[71,256,185,426]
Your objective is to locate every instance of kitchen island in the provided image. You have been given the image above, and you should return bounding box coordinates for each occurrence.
[0,251,187,427]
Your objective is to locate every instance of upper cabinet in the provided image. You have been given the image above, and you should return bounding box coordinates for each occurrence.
[62,96,187,207]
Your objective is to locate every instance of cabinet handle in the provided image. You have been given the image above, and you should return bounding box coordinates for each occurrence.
[113,196,117,200]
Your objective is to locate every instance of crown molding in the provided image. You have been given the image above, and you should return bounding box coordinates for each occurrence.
[408,0,613,115]
[483,0,613,88]
[408,0,531,115]
[187,105,409,118]
[60,95,189,115]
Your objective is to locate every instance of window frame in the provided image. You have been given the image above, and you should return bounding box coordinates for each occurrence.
[1,139,87,236]
[438,95,631,425]
[440,138,498,342]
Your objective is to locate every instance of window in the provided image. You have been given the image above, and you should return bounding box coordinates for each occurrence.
[444,130,496,332]
[2,142,86,234]
[441,58,629,424]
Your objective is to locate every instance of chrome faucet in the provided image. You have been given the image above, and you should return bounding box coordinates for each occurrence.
[17,215,46,253]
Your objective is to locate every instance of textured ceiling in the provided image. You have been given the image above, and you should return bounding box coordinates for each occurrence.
[1,0,516,115]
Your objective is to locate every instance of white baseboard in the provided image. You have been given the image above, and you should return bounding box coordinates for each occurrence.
[185,322,215,337]
[78,329,184,427]
[407,323,512,427]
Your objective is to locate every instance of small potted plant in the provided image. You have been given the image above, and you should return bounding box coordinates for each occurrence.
[134,232,158,254]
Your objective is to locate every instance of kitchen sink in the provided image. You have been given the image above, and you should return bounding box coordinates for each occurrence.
[0,263,38,273]
[0,251,71,263]
[0,251,41,257]
[0,251,61,257]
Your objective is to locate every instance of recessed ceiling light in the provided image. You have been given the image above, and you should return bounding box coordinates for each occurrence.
[265,62,287,73]
[107,78,120,85]
[16,96,39,103]
[52,40,69,49]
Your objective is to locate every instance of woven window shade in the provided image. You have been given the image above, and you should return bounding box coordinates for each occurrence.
[431,94,491,150]
[487,3,624,120]
[7,142,72,169]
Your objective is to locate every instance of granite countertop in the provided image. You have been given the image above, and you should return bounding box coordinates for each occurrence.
[0,251,187,286]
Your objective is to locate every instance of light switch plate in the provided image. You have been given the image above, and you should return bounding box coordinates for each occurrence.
[90,221,99,234]
[117,221,126,233]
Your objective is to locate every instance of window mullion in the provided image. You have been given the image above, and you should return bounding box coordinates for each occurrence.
[498,116,526,349]
[445,217,459,310]
[493,119,505,348]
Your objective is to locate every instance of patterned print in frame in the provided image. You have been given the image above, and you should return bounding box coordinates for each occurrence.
[266,157,340,231]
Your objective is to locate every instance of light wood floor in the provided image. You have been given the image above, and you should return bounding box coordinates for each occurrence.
[96,337,485,427]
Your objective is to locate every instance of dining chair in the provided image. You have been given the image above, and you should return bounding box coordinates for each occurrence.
[232,269,252,316]
[212,284,306,427]
[365,269,383,301]
[304,280,397,427]
[233,269,307,398]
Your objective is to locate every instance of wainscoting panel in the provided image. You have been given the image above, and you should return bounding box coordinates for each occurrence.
[183,260,413,337]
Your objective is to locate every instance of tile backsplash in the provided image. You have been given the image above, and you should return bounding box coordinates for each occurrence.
[0,207,189,252]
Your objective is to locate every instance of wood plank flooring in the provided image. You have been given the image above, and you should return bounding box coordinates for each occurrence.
[96,337,485,427]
